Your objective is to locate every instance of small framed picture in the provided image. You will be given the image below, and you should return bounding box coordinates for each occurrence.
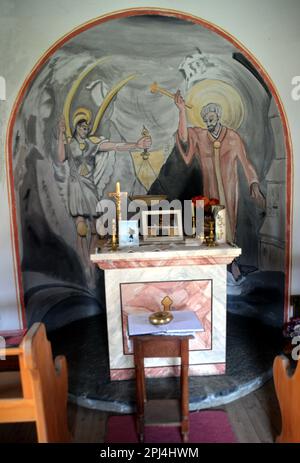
[118,220,139,248]
[141,209,183,242]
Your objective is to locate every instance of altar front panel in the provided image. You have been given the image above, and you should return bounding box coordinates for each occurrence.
[104,264,227,380]
[120,280,212,353]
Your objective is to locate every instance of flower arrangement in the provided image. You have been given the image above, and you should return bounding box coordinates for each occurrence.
[191,196,219,217]
[191,196,219,208]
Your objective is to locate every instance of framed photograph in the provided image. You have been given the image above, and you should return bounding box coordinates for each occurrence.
[141,209,183,242]
[118,220,139,248]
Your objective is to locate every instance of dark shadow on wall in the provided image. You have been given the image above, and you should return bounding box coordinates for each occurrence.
[227,270,285,328]
[42,294,103,332]
[148,145,203,201]
[17,146,105,329]
[19,146,86,285]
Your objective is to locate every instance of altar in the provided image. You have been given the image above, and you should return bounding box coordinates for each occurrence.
[91,242,241,380]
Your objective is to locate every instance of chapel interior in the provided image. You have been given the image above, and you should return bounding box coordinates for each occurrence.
[0,1,299,446]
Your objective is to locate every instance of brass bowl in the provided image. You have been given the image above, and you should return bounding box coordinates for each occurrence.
[149,311,174,325]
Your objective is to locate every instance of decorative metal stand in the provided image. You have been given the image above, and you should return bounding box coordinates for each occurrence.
[204,220,217,247]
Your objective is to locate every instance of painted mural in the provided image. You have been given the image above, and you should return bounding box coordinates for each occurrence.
[10,11,288,329]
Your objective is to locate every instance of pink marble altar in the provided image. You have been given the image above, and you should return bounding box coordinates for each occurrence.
[121,280,212,354]
[91,242,241,380]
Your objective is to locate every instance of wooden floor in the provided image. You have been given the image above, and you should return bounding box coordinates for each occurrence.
[0,379,281,443]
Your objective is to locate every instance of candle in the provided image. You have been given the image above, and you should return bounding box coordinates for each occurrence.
[111,218,117,251]
[116,182,120,195]
[191,200,195,218]
[112,218,116,235]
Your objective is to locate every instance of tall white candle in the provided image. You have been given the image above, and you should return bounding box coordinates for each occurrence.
[191,201,195,218]
[112,218,116,235]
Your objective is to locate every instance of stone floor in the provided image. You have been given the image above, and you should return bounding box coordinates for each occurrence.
[48,310,283,413]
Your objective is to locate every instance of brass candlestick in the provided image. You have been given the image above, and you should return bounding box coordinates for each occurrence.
[192,215,196,238]
[207,220,217,247]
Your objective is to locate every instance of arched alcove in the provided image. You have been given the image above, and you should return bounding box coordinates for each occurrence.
[6,8,292,408]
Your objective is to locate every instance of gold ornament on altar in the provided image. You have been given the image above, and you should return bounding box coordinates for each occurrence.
[149,296,174,325]
[204,219,217,247]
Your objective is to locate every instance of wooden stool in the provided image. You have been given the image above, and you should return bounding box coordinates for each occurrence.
[131,334,192,443]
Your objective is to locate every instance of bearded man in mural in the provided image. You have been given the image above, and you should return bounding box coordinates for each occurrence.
[174,90,266,247]
[58,108,151,280]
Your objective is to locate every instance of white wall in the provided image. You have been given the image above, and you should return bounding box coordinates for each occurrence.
[0,0,299,328]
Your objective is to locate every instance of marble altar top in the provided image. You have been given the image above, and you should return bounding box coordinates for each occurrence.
[91,240,241,269]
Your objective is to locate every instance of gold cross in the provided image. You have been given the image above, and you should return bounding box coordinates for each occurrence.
[161,296,173,312]
[108,181,121,201]
[108,182,127,222]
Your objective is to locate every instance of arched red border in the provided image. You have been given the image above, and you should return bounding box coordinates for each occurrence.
[6,7,293,327]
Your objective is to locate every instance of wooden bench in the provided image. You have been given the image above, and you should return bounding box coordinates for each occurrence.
[0,323,71,443]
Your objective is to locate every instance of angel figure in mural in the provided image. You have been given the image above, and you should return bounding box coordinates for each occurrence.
[174,80,266,246]
[57,65,151,283]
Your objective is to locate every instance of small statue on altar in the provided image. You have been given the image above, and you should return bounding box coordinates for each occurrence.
[212,205,226,244]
